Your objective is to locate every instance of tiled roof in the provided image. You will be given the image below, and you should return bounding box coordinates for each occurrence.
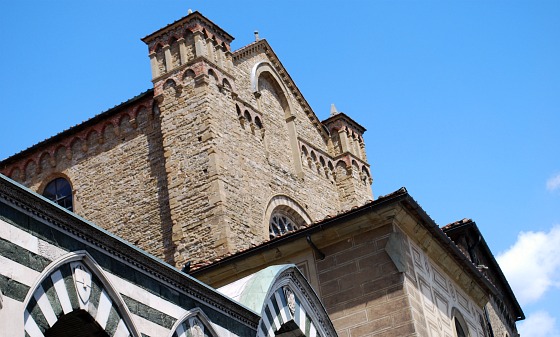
[190,187,409,271]
[0,89,153,165]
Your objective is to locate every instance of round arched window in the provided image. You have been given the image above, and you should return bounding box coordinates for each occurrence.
[269,212,299,239]
[452,308,470,337]
[42,177,73,211]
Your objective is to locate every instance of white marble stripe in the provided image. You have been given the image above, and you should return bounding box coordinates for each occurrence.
[266,322,275,337]
[0,219,67,259]
[131,312,170,337]
[0,219,39,253]
[274,291,288,324]
[51,270,73,314]
[24,309,45,337]
[106,272,186,319]
[175,322,187,337]
[266,299,280,331]
[260,309,273,337]
[0,254,41,286]
[113,319,130,337]
[96,289,112,329]
[256,329,266,337]
[309,322,317,337]
[34,284,58,327]
[297,307,306,334]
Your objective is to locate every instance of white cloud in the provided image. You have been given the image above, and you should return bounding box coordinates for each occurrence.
[497,225,560,305]
[518,311,560,337]
[547,173,560,192]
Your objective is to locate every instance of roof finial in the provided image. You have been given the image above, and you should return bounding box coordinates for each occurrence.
[188,9,193,14]
[254,31,260,42]
[330,103,339,116]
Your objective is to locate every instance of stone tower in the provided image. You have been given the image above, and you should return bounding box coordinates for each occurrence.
[141,11,373,265]
[0,11,373,267]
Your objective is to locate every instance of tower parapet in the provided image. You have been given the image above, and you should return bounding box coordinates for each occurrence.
[322,106,372,208]
[141,11,234,84]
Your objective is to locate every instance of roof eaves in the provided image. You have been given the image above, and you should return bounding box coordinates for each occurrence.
[442,221,525,320]
[0,89,154,166]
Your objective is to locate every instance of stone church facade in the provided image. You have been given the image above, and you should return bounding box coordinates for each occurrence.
[1,11,523,337]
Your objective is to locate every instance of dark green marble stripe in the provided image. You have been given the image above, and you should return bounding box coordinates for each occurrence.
[2,203,256,335]
[42,275,63,319]
[27,296,49,333]
[0,274,30,302]
[59,264,80,311]
[104,304,120,336]
[270,295,283,325]
[0,237,51,272]
[122,294,176,329]
[90,274,103,316]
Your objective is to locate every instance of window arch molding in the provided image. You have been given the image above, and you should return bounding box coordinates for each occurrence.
[23,251,140,337]
[39,174,74,212]
[451,307,471,337]
[263,195,311,239]
[167,307,219,337]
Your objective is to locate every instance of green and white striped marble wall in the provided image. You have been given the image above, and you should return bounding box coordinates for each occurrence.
[0,175,258,337]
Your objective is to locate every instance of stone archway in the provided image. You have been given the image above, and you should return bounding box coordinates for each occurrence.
[23,252,139,337]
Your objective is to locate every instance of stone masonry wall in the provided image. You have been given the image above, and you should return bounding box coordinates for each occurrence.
[1,101,175,263]
[315,224,416,337]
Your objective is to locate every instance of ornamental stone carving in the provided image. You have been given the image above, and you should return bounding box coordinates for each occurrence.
[283,286,296,316]
[72,262,92,307]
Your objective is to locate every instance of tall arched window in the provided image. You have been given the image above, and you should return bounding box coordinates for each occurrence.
[43,177,73,211]
[452,307,470,337]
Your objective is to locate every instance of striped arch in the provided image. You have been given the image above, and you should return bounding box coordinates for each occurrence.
[258,285,318,337]
[23,251,139,337]
[168,308,219,337]
[256,266,336,337]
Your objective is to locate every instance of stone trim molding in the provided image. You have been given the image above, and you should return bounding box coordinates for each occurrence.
[23,250,140,337]
[169,307,220,337]
[0,175,260,329]
[256,266,337,337]
[263,195,312,237]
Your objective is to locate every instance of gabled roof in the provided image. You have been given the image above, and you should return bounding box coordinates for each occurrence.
[442,219,525,321]
[191,187,499,303]
[233,39,331,141]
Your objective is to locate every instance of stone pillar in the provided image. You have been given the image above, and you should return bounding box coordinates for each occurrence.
[286,115,304,179]
[194,32,206,58]
[163,45,172,72]
[216,45,223,68]
[178,37,187,65]
[338,129,350,153]
[149,52,159,79]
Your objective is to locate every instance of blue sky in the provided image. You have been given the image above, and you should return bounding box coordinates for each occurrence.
[1,1,559,335]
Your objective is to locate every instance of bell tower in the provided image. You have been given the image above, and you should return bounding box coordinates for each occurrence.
[141,12,237,266]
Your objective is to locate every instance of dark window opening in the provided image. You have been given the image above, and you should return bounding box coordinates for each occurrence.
[45,309,109,337]
[43,177,73,211]
[275,320,305,337]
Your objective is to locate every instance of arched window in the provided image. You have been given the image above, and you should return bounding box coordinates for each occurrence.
[452,307,470,337]
[43,177,73,211]
[269,211,300,239]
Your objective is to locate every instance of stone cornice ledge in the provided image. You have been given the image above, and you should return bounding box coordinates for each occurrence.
[0,174,260,329]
